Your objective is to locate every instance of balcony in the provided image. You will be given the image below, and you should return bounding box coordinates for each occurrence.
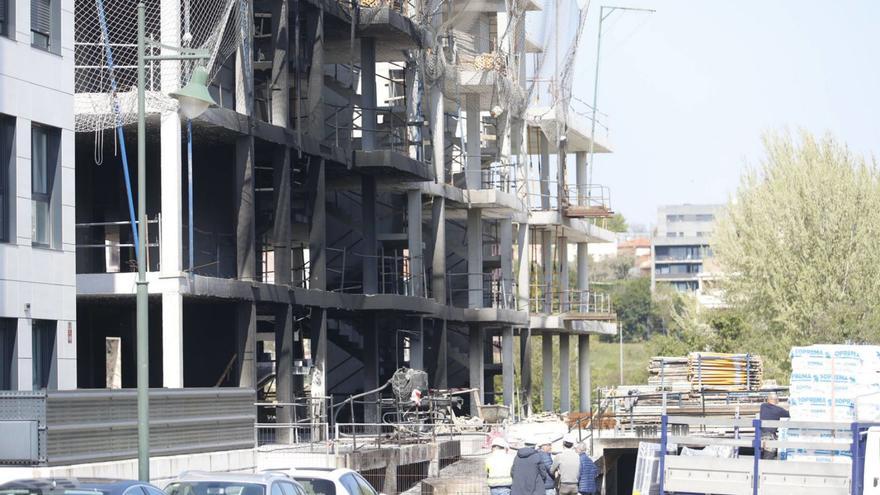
[529,286,615,320]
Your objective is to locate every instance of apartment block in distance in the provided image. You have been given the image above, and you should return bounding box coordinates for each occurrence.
[651,204,723,300]
[0,0,76,392]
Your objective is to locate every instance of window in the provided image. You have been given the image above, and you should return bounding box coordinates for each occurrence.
[166,481,266,495]
[339,475,361,495]
[0,114,13,242]
[0,318,15,390]
[32,319,56,389]
[296,478,335,495]
[0,0,9,37]
[31,0,52,50]
[32,124,59,247]
[353,476,377,495]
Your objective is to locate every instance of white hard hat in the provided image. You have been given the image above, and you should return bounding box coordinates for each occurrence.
[563,434,577,444]
[536,436,551,447]
[491,437,509,449]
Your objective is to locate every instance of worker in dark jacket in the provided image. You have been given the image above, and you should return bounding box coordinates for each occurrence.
[538,438,556,495]
[576,443,598,495]
[510,438,550,495]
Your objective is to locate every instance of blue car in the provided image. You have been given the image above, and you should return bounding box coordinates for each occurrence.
[0,478,166,495]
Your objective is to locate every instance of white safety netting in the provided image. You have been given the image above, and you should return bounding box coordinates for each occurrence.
[74,0,242,132]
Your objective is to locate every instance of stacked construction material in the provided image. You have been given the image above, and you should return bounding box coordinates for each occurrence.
[688,352,764,391]
[647,357,691,392]
[784,345,880,462]
[788,345,880,423]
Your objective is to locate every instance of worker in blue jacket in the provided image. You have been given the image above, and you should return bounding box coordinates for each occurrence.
[576,442,598,495]
[538,438,556,495]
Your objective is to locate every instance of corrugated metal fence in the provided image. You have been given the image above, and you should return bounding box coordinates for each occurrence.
[0,388,255,466]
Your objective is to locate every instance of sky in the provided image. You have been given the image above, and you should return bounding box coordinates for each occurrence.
[570,0,880,229]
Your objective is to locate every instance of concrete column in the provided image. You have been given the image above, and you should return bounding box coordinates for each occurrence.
[520,327,532,415]
[516,224,530,312]
[362,176,378,294]
[502,326,514,406]
[500,219,513,308]
[237,301,257,387]
[539,132,550,209]
[235,136,256,281]
[542,334,553,411]
[405,60,421,160]
[431,198,446,303]
[235,0,253,116]
[275,304,294,441]
[310,308,328,400]
[559,237,568,311]
[361,38,377,151]
[273,146,292,285]
[161,293,183,387]
[578,334,590,413]
[433,319,448,388]
[467,208,483,308]
[466,93,482,188]
[13,319,33,390]
[160,0,182,275]
[308,159,326,290]
[576,152,587,203]
[363,316,380,423]
[306,10,324,138]
[410,319,425,370]
[407,190,424,297]
[542,231,553,313]
[468,324,484,415]
[270,0,289,127]
[559,333,570,412]
[575,150,589,307]
[557,142,567,212]
[56,321,76,390]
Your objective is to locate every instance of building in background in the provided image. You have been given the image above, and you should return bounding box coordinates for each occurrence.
[0,0,76,392]
[651,204,724,305]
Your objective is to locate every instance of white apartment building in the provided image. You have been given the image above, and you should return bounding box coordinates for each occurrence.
[0,0,76,390]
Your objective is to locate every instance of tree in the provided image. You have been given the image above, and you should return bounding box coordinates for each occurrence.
[605,212,628,233]
[712,131,880,374]
[611,278,656,341]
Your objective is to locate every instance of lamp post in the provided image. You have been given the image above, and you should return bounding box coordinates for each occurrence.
[587,6,655,184]
[136,0,217,481]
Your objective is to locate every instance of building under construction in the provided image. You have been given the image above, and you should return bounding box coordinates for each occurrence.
[1,0,619,486]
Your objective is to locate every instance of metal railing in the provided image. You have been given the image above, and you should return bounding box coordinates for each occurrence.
[528,286,612,314]
[564,184,611,211]
[482,162,519,193]
[446,273,517,310]
[75,216,161,274]
[324,102,426,161]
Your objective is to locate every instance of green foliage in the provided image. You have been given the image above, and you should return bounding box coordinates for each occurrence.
[611,278,659,341]
[605,212,629,233]
[712,131,880,376]
[592,253,636,282]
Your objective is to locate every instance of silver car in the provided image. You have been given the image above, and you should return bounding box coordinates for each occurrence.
[166,472,307,495]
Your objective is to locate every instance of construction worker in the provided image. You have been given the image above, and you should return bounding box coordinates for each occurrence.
[550,436,581,495]
[511,437,549,495]
[538,438,556,495]
[576,443,598,495]
[486,437,514,495]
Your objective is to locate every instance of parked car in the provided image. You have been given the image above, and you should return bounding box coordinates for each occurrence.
[288,468,380,495]
[0,478,165,495]
[165,471,306,495]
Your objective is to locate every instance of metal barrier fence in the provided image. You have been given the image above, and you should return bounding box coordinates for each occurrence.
[528,286,613,314]
[75,216,161,273]
[0,388,255,466]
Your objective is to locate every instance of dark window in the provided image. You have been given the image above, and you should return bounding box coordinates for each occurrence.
[296,478,335,495]
[0,114,13,242]
[0,0,8,37]
[165,481,266,495]
[31,0,51,49]
[353,476,376,495]
[339,475,361,495]
[0,318,15,390]
[32,319,55,389]
[31,124,59,247]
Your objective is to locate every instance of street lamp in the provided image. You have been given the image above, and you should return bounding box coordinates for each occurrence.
[587,6,655,184]
[136,0,217,481]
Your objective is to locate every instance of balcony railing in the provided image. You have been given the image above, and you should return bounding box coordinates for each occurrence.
[75,216,160,274]
[447,273,517,310]
[529,285,613,315]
